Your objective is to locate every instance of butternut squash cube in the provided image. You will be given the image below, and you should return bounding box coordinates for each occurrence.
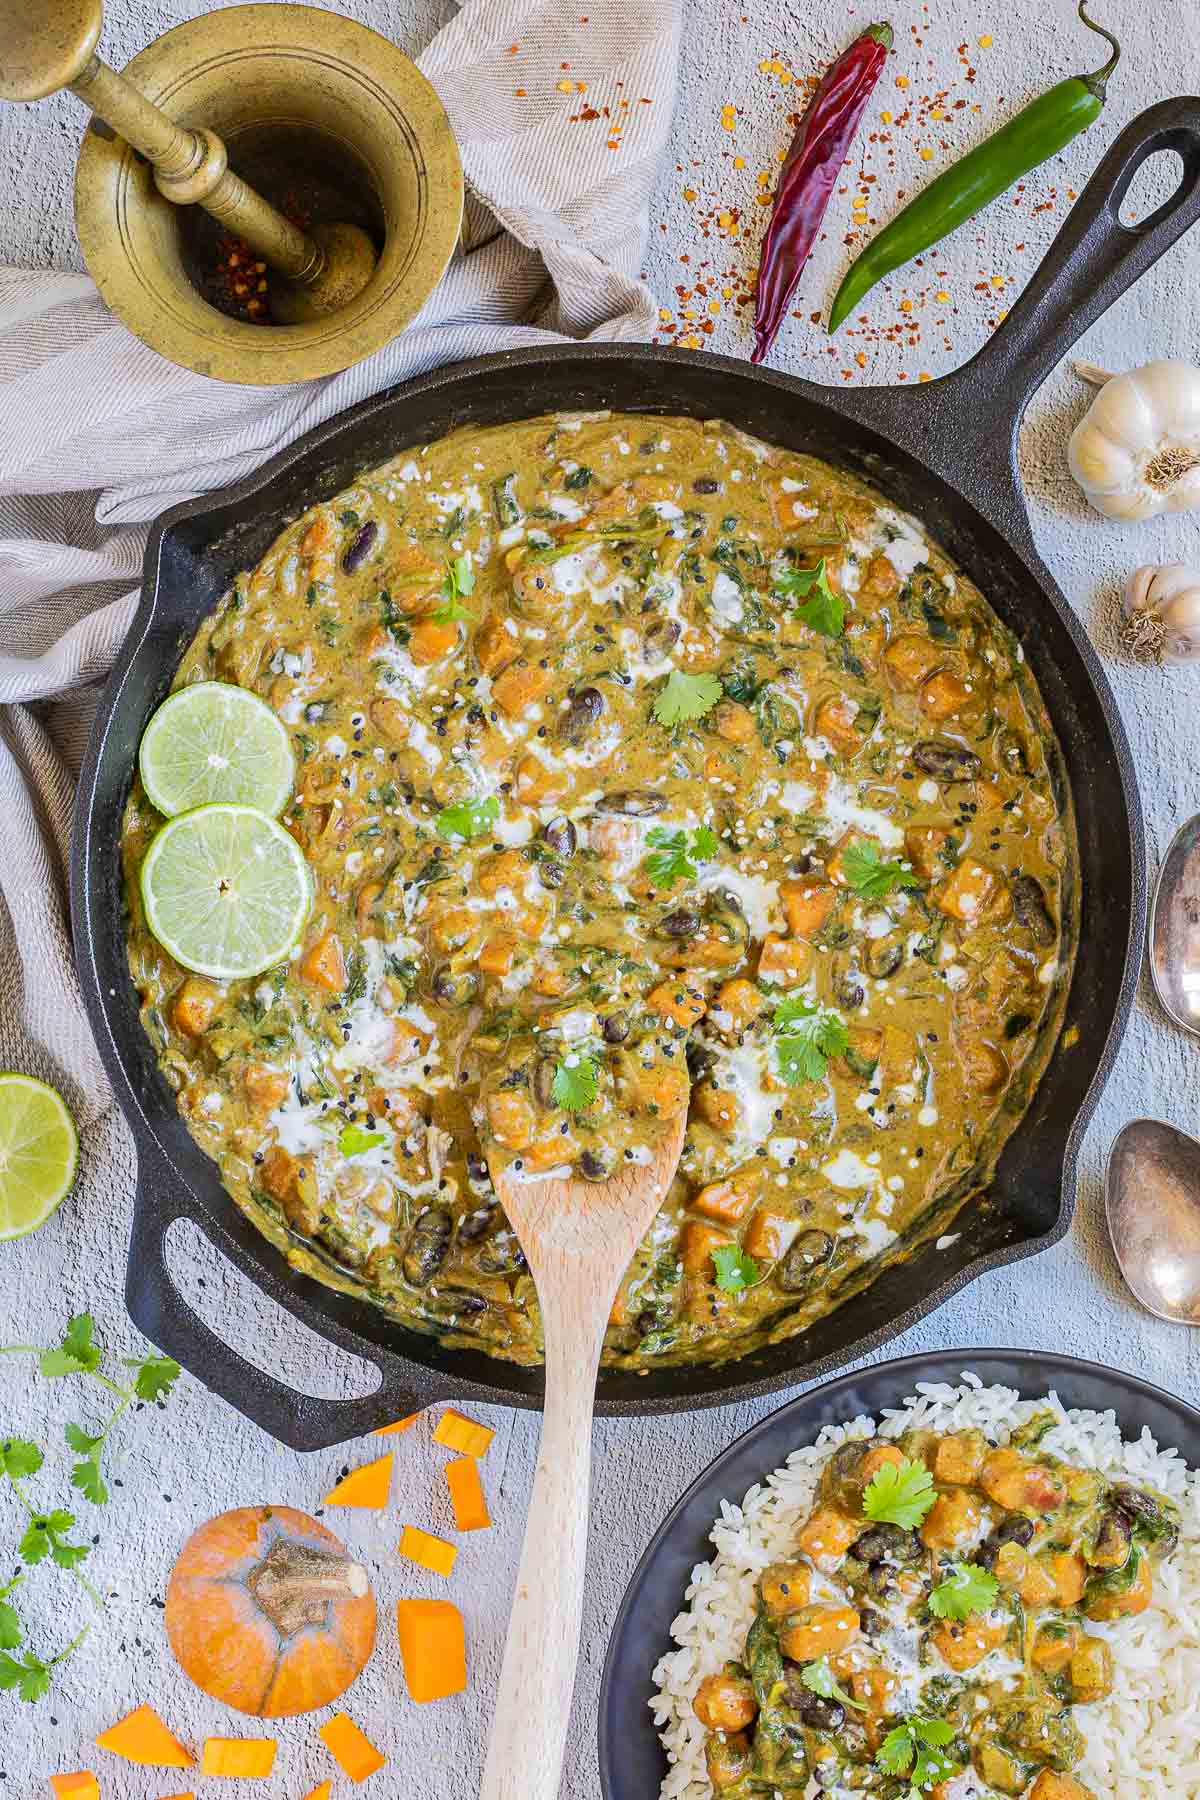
[930,1616,1007,1671]
[932,1429,988,1486]
[936,857,999,924]
[446,1456,491,1531]
[779,875,837,938]
[492,659,552,717]
[883,633,944,690]
[300,931,347,993]
[433,1408,495,1458]
[474,613,521,676]
[49,1776,100,1800]
[201,1739,277,1778]
[396,1598,467,1703]
[679,1220,732,1277]
[693,1165,761,1225]
[920,1488,983,1551]
[317,1712,386,1783]
[647,978,707,1029]
[323,1453,393,1510]
[95,1706,193,1767]
[485,1090,536,1150]
[1028,1775,1092,1800]
[714,977,765,1032]
[796,1505,862,1567]
[778,1604,860,1662]
[919,670,971,719]
[757,933,812,985]
[172,976,221,1039]
[399,1525,458,1578]
[743,1207,795,1261]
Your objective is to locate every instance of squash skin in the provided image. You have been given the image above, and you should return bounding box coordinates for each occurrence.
[165,1504,376,1718]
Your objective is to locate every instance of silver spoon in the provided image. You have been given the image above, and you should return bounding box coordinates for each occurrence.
[1104,814,1200,1324]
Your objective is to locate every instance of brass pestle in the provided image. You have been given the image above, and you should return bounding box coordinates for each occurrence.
[0,0,379,322]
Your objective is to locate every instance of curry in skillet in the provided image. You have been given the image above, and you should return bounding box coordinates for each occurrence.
[120,411,1073,1368]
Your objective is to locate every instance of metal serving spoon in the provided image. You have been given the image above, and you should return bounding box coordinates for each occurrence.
[1105,814,1200,1323]
[480,1116,687,1800]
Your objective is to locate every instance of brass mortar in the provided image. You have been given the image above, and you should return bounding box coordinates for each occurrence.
[71,4,464,384]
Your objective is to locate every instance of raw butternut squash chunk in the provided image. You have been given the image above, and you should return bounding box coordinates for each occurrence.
[446,1456,491,1531]
[400,1524,459,1577]
[302,1787,332,1800]
[48,1776,99,1800]
[318,1712,386,1783]
[324,1452,393,1508]
[95,1705,194,1767]
[396,1598,468,1703]
[201,1738,277,1777]
[374,1413,420,1436]
[433,1408,495,1458]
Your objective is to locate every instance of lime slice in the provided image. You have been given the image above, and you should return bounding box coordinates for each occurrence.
[0,1075,79,1240]
[140,803,314,980]
[138,681,295,818]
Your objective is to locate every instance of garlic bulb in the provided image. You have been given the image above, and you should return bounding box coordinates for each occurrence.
[1121,564,1200,663]
[1069,361,1200,521]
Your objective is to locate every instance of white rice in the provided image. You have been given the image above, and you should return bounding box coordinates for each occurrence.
[650,1375,1200,1798]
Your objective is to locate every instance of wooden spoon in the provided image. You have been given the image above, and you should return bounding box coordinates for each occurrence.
[480,1115,687,1800]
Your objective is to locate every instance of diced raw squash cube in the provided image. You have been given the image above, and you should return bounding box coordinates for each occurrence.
[48,1776,100,1800]
[201,1739,277,1778]
[318,1713,386,1783]
[396,1598,467,1703]
[324,1453,393,1509]
[400,1525,458,1577]
[374,1413,420,1436]
[446,1456,491,1531]
[95,1706,193,1767]
[433,1409,495,1458]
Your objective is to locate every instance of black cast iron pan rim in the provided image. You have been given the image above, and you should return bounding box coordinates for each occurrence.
[597,1345,1200,1800]
[70,98,1200,1447]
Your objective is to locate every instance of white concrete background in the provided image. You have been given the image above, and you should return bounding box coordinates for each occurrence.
[2,0,1200,1794]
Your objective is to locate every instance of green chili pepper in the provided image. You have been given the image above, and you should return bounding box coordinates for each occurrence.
[828,1,1120,332]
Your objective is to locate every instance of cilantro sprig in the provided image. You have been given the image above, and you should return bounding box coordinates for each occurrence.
[652,671,723,727]
[841,841,921,902]
[551,1054,599,1113]
[929,1561,1000,1620]
[338,1125,390,1158]
[711,1244,760,1293]
[862,1455,936,1529]
[643,824,719,890]
[0,1314,180,1702]
[435,796,500,841]
[431,552,476,625]
[775,559,845,637]
[801,1657,867,1713]
[771,996,849,1085]
[876,1716,959,1797]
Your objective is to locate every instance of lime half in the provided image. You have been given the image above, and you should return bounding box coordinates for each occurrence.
[0,1075,79,1240]
[140,803,313,980]
[139,681,295,818]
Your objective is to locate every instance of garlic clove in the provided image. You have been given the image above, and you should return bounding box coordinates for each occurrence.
[1069,360,1200,521]
[1122,563,1200,663]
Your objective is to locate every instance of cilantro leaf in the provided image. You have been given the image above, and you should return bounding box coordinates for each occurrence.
[338,1125,390,1158]
[0,1440,43,1479]
[879,1715,960,1796]
[929,1560,1000,1621]
[130,1354,181,1404]
[551,1055,599,1113]
[39,1315,100,1379]
[19,1510,89,1570]
[0,1651,51,1704]
[433,552,476,624]
[841,841,921,901]
[711,1244,760,1293]
[17,1522,50,1566]
[771,997,849,1085]
[776,559,845,637]
[862,1456,936,1529]
[652,671,723,727]
[62,1424,101,1456]
[643,825,719,890]
[70,1459,108,1506]
[50,1540,90,1571]
[801,1657,867,1713]
[0,1602,21,1651]
[435,796,500,841]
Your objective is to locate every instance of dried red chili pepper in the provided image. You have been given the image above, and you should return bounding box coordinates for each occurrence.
[752,23,892,365]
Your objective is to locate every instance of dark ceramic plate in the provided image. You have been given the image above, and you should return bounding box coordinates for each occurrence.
[598,1349,1200,1798]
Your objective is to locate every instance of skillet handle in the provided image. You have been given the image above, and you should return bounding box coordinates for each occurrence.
[955,96,1200,425]
[127,1156,427,1451]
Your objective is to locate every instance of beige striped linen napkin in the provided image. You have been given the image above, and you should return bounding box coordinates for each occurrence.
[0,0,680,1128]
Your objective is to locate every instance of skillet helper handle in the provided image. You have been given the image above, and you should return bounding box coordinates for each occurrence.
[963,96,1200,424]
[480,1286,604,1800]
[127,1158,423,1451]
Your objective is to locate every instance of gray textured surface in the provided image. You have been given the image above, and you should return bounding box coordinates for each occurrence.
[3,0,1200,1794]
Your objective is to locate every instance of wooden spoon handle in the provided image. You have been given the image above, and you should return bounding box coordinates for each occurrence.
[480,1287,605,1800]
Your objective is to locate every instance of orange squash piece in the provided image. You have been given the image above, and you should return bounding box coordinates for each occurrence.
[165,1506,376,1719]
[396,1599,467,1703]
[302,1788,332,1800]
[324,1453,393,1509]
[373,1413,420,1436]
[48,1776,99,1799]
[400,1525,458,1577]
[95,1705,194,1767]
[446,1456,491,1532]
[318,1712,386,1783]
[432,1409,495,1459]
[201,1738,277,1777]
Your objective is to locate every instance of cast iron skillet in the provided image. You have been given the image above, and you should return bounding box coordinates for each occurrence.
[597,1348,1200,1798]
[72,100,1200,1450]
